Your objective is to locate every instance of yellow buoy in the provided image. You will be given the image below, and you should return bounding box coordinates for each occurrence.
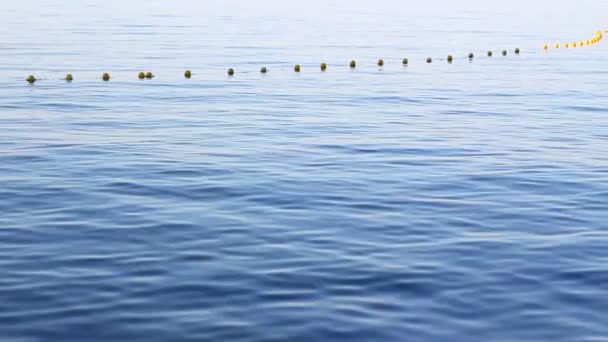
[579,41,584,47]
[543,44,548,50]
[227,68,235,76]
[402,58,408,65]
[564,43,569,48]
[487,51,493,57]
[260,67,268,74]
[184,70,192,78]
[294,64,301,72]
[515,48,520,54]
[65,74,73,82]
[145,72,154,79]
[138,72,145,79]
[320,63,327,71]
[26,75,37,84]
[447,55,453,63]
[102,73,110,81]
[377,59,384,67]
[572,42,577,48]
[468,52,474,59]
[554,43,559,48]
[350,60,356,68]
[426,57,432,63]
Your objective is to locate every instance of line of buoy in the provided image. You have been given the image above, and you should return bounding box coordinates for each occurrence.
[544,30,603,50]
[23,35,606,84]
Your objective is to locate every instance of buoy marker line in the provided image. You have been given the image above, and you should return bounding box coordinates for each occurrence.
[22,29,605,83]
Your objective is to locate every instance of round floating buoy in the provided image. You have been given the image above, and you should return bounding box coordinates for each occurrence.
[402,58,408,65]
[184,70,192,78]
[447,55,453,63]
[65,74,73,82]
[294,64,301,72]
[515,48,520,54]
[260,67,268,74]
[554,43,559,48]
[227,68,235,76]
[487,51,493,57]
[138,72,145,79]
[26,75,36,84]
[145,72,154,79]
[102,73,110,81]
[377,59,384,67]
[543,44,548,50]
[468,52,474,59]
[426,57,432,63]
[350,60,356,68]
[502,50,507,56]
[564,43,569,48]
[572,42,577,48]
[320,63,327,71]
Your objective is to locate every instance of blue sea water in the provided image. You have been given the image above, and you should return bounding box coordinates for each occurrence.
[1,0,608,341]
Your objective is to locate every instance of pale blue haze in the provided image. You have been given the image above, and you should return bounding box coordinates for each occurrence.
[1,0,607,341]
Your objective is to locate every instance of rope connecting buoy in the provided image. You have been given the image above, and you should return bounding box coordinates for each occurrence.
[377,59,384,67]
[447,55,453,63]
[402,58,408,65]
[487,51,493,57]
[294,64,301,72]
[350,60,356,68]
[65,74,73,82]
[184,70,192,78]
[260,67,268,74]
[102,73,110,81]
[426,57,432,63]
[26,75,36,84]
[227,68,235,76]
[138,72,145,79]
[320,63,327,71]
[145,72,154,79]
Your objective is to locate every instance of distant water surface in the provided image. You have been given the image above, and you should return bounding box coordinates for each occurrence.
[1,0,608,341]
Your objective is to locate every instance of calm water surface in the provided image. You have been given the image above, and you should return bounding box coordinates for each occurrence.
[1,0,608,341]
